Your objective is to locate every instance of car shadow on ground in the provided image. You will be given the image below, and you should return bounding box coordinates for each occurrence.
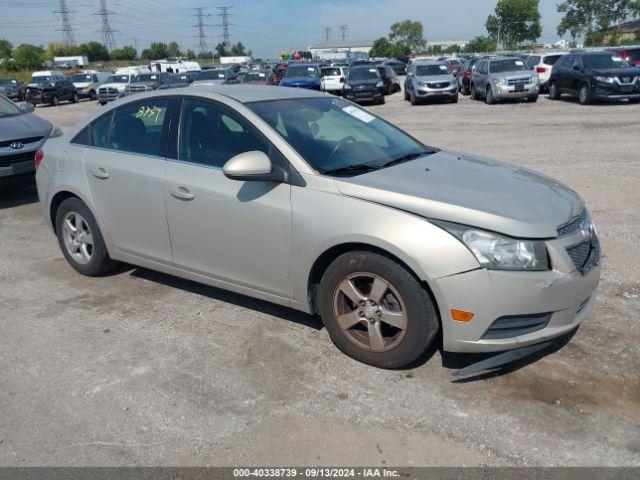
[0,182,38,209]
[442,328,578,382]
[129,266,325,331]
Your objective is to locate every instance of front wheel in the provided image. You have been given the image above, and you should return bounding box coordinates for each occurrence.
[404,86,409,101]
[318,251,439,369]
[51,95,60,106]
[55,197,117,276]
[527,94,539,103]
[485,85,495,104]
[71,92,79,103]
[377,96,385,105]
[451,93,459,103]
[579,83,591,105]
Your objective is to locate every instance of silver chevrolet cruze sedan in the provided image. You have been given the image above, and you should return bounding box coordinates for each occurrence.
[35,86,600,369]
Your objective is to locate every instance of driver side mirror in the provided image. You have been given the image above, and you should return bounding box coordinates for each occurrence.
[573,65,582,72]
[223,150,288,183]
[19,102,35,113]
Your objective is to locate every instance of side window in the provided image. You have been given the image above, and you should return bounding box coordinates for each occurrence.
[179,98,269,168]
[571,57,582,70]
[91,111,113,148]
[93,75,98,82]
[109,98,169,156]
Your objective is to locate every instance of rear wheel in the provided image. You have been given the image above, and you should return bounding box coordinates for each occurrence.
[55,197,117,276]
[99,101,107,106]
[629,98,640,104]
[527,94,539,103]
[548,80,560,100]
[462,83,470,95]
[470,83,477,100]
[579,83,591,105]
[90,90,97,100]
[377,96,385,105]
[51,95,60,106]
[318,251,439,369]
[71,92,79,103]
[404,86,409,101]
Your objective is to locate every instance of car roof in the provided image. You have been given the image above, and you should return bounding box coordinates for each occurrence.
[286,63,318,68]
[184,85,327,103]
[413,60,445,65]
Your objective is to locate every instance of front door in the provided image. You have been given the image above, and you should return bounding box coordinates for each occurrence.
[164,97,293,299]
[83,98,173,263]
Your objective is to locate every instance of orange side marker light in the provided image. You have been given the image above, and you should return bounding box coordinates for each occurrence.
[451,309,474,323]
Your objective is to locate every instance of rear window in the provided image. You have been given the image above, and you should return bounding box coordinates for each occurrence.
[543,55,562,66]
[322,67,341,76]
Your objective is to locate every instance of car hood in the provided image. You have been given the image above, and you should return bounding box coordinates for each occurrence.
[282,77,320,85]
[192,79,226,85]
[0,112,52,141]
[333,149,583,239]
[415,74,454,83]
[347,79,379,87]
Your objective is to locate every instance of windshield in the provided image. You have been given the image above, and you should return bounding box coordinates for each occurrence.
[199,70,226,80]
[247,97,433,175]
[0,78,18,85]
[490,59,528,73]
[584,54,630,69]
[322,67,341,77]
[285,66,319,78]
[31,75,51,83]
[415,64,449,76]
[347,68,380,81]
[543,55,563,66]
[133,74,157,82]
[0,95,21,117]
[71,74,92,82]
[107,75,129,83]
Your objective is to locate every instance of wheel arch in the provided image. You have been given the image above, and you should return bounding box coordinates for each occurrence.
[306,242,440,320]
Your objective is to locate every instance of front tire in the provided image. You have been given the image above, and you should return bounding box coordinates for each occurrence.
[579,83,591,105]
[318,251,439,369]
[527,94,539,103]
[55,197,116,276]
[51,95,60,106]
[485,85,495,104]
[71,92,79,103]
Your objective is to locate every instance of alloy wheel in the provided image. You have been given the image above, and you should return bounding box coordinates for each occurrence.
[62,212,94,265]
[332,272,408,352]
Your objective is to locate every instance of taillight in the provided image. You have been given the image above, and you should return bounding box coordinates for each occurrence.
[536,67,548,73]
[465,71,471,79]
[339,77,345,83]
[34,150,44,169]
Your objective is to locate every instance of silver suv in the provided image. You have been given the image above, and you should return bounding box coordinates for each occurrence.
[404,61,458,105]
[471,57,540,104]
[35,86,600,372]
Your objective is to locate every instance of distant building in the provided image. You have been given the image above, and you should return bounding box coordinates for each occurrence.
[606,19,640,43]
[54,56,89,68]
[426,40,469,50]
[308,40,373,61]
[553,39,570,49]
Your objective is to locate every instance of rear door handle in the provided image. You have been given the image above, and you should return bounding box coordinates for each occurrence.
[170,186,194,201]
[91,168,109,180]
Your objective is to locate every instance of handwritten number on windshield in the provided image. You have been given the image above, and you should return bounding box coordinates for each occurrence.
[135,105,162,123]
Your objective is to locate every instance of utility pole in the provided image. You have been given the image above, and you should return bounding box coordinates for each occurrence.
[194,7,211,55]
[54,0,76,47]
[94,0,117,51]
[323,26,332,43]
[216,5,232,49]
[339,25,348,42]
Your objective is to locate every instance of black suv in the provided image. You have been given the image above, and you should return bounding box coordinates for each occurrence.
[457,57,480,95]
[26,79,78,106]
[548,51,640,105]
[376,64,400,95]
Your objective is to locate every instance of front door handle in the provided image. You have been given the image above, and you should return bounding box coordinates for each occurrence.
[170,186,194,201]
[91,168,109,180]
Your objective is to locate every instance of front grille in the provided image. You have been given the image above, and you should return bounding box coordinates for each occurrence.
[0,136,43,148]
[481,313,552,340]
[427,82,449,89]
[0,151,35,168]
[507,77,530,85]
[557,211,587,236]
[129,85,147,92]
[566,235,600,274]
[99,87,119,95]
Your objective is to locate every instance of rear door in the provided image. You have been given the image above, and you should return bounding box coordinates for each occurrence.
[83,97,173,263]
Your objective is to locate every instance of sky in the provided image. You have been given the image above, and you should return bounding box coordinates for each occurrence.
[0,0,566,58]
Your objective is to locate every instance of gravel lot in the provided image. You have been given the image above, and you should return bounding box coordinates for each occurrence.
[1,89,639,467]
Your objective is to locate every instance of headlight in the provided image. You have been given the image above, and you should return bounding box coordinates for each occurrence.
[492,77,506,86]
[376,81,384,88]
[594,76,614,84]
[432,220,549,271]
[48,126,63,138]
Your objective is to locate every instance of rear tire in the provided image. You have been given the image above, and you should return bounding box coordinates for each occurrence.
[548,80,560,100]
[470,83,477,100]
[99,101,107,106]
[629,98,640,104]
[377,96,385,105]
[90,90,97,100]
[51,95,60,106]
[71,92,79,103]
[579,83,591,105]
[404,86,409,101]
[462,83,470,96]
[318,251,439,369]
[527,94,539,103]
[55,197,117,277]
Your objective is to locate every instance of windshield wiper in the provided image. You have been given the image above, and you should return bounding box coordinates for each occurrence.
[322,164,380,176]
[381,149,436,169]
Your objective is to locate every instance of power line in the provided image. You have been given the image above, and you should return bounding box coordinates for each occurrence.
[339,25,348,42]
[94,0,116,50]
[216,5,232,48]
[193,7,211,55]
[54,0,76,46]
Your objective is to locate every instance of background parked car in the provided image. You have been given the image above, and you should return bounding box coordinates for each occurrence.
[343,65,385,104]
[0,77,26,101]
[471,57,539,104]
[159,73,194,90]
[124,72,167,95]
[321,66,348,95]
[385,59,407,75]
[0,94,53,188]
[239,69,275,85]
[548,51,640,105]
[376,64,401,95]
[25,76,78,106]
[525,52,567,92]
[191,68,239,86]
[97,74,131,105]
[69,71,110,101]
[608,47,640,67]
[457,57,480,95]
[280,64,321,90]
[405,61,458,105]
[444,59,463,76]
